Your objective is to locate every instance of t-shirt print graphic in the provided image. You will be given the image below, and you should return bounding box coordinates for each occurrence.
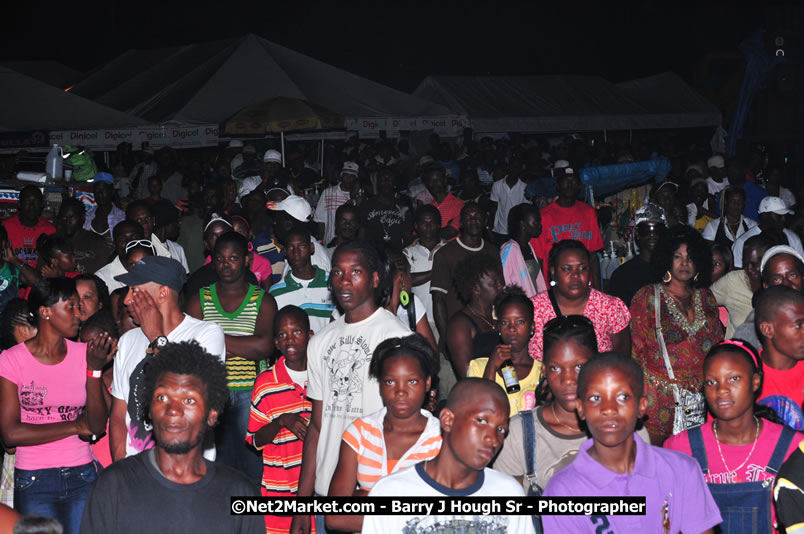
[126,356,155,453]
[19,381,83,422]
[402,516,509,533]
[327,346,364,415]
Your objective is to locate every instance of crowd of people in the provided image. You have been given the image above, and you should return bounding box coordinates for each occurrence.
[0,131,803,533]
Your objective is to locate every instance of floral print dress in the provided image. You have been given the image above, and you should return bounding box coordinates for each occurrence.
[630,284,724,443]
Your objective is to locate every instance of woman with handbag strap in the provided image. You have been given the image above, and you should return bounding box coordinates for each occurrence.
[630,226,724,445]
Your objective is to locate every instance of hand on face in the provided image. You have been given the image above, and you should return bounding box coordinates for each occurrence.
[126,286,164,341]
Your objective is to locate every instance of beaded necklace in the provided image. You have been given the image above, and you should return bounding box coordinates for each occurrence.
[659,285,706,336]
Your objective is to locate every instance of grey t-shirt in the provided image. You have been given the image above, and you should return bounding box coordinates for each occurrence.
[493,406,650,492]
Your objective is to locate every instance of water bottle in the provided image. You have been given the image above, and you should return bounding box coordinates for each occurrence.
[46,144,63,180]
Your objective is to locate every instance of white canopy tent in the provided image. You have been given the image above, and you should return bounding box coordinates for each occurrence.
[413,73,721,134]
[0,66,145,132]
[70,34,465,134]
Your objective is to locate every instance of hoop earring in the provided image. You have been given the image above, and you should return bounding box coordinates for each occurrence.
[662,271,672,284]
[399,289,410,307]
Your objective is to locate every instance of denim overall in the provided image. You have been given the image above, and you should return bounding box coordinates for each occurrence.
[688,423,795,534]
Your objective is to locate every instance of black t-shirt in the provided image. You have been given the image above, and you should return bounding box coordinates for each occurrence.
[607,255,651,307]
[80,450,264,534]
[359,196,411,251]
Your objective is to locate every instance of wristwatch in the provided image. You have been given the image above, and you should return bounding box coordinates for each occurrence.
[150,336,168,351]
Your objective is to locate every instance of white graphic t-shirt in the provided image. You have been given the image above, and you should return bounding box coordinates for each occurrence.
[111,315,225,460]
[307,307,409,495]
[364,464,534,534]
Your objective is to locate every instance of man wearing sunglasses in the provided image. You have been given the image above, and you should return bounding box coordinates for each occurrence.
[126,201,189,273]
[95,220,146,293]
[609,203,667,307]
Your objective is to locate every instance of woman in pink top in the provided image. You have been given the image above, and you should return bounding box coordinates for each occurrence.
[0,278,115,534]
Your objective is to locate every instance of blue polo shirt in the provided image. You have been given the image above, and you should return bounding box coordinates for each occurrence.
[543,433,722,533]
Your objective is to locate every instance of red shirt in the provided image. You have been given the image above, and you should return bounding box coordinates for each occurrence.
[758,359,804,430]
[246,357,313,534]
[2,215,56,267]
[431,193,464,231]
[530,201,603,271]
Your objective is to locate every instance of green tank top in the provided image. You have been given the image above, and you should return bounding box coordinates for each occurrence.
[200,283,264,390]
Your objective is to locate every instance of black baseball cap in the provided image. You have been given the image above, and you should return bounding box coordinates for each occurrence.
[114,256,186,292]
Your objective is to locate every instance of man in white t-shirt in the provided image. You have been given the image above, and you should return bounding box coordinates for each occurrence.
[489,155,528,245]
[732,196,803,268]
[291,241,409,534]
[706,154,730,197]
[314,162,358,246]
[362,378,533,534]
[95,220,145,293]
[109,256,226,462]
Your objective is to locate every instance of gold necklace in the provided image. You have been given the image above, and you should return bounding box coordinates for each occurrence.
[550,403,580,433]
[712,416,760,482]
[468,307,495,330]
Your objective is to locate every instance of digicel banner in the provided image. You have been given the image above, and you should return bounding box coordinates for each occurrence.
[49,124,220,150]
[346,116,470,136]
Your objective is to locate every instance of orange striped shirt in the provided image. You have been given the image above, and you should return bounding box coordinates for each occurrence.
[247,357,314,534]
[342,407,442,490]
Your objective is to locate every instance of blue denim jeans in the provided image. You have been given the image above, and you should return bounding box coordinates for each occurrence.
[14,460,100,534]
[215,389,263,486]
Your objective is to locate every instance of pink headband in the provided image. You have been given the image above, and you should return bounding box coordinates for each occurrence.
[717,340,760,368]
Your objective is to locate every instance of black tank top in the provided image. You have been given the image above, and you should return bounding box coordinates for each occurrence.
[460,311,501,359]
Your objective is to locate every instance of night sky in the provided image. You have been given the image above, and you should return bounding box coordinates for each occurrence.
[2,1,770,93]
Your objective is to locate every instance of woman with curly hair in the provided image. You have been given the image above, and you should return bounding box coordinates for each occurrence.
[630,225,724,445]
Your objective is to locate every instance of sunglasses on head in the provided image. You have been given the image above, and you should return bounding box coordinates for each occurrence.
[543,314,594,334]
[125,239,155,254]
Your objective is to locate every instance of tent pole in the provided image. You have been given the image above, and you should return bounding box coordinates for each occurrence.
[320,139,324,176]
[603,129,608,143]
[629,130,632,144]
[281,132,285,167]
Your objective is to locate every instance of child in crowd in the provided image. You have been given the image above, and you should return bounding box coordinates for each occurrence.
[468,286,541,415]
[79,311,120,468]
[246,305,313,534]
[755,285,804,430]
[109,286,137,337]
[543,352,722,533]
[665,340,801,534]
[327,334,442,533]
[363,378,534,534]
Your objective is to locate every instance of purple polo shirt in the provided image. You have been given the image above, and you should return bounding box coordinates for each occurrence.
[542,433,721,533]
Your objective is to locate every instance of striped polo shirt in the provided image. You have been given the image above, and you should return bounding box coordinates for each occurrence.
[200,283,264,390]
[269,266,334,334]
[246,358,311,534]
[342,407,442,491]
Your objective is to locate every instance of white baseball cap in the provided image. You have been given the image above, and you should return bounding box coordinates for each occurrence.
[341,161,359,176]
[227,139,244,149]
[263,149,282,163]
[760,245,804,273]
[758,196,793,215]
[266,195,312,222]
[707,155,725,169]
